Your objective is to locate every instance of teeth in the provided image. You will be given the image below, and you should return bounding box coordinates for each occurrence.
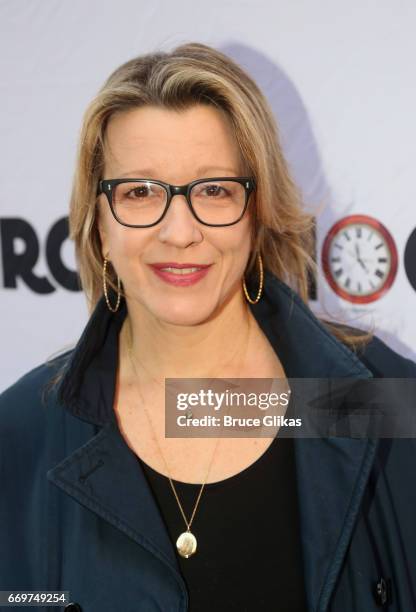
[160,267,201,274]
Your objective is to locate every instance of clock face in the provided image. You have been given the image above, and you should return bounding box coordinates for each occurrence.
[322,215,398,304]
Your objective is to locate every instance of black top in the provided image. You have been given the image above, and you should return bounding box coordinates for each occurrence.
[139,435,308,611]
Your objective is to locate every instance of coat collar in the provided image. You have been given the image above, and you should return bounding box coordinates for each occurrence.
[56,269,372,425]
[49,270,377,612]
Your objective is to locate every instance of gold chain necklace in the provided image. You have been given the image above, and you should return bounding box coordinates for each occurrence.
[125,314,252,558]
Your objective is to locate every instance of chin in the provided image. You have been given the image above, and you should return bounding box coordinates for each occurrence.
[152,300,216,327]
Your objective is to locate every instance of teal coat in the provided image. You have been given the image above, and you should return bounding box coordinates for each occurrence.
[1,270,416,611]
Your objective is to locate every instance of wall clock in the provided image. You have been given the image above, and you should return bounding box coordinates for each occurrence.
[321,214,398,304]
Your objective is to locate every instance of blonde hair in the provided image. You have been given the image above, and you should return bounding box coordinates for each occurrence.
[69,42,374,351]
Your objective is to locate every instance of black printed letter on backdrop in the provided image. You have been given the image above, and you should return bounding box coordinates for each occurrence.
[0,218,55,293]
[46,217,81,291]
[404,228,416,292]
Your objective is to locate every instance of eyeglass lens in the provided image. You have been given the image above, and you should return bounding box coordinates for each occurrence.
[112,180,247,226]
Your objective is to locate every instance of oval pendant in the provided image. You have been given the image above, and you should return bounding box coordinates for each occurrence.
[176,530,197,558]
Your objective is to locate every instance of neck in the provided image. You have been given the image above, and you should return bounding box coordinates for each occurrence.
[122,286,253,380]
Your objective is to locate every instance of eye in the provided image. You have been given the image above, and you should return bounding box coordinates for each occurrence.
[126,184,151,198]
[117,182,166,201]
[203,184,226,196]
[194,182,231,198]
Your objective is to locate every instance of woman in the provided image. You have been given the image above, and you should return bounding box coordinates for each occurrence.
[1,42,415,612]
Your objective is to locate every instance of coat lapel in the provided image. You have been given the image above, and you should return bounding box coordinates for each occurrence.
[47,301,188,599]
[48,270,378,612]
[47,419,182,573]
[253,272,378,611]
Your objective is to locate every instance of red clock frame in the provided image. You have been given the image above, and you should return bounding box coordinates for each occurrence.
[321,214,398,304]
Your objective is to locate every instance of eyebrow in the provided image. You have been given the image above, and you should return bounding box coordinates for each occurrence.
[117,165,240,179]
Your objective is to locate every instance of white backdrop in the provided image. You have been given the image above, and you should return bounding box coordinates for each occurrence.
[1,0,415,392]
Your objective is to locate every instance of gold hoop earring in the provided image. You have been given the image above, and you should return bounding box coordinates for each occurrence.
[103,257,121,313]
[243,253,264,304]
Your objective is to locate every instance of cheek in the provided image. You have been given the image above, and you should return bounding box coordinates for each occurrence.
[109,229,155,285]
[114,236,148,273]
[210,225,252,282]
[101,216,143,257]
[98,198,145,255]
[223,222,252,260]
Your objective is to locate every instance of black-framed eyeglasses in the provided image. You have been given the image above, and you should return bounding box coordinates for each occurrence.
[97,176,256,228]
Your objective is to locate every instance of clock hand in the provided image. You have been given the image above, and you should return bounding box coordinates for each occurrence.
[346,247,369,272]
[350,245,364,262]
[353,242,369,272]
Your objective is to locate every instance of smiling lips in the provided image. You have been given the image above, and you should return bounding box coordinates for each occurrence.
[149,262,212,286]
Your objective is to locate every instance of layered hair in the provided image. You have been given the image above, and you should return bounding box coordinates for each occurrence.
[69,42,373,350]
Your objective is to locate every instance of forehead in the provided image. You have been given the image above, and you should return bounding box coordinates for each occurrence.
[103,104,243,179]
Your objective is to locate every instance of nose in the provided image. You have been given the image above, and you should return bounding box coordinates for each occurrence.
[157,193,203,246]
